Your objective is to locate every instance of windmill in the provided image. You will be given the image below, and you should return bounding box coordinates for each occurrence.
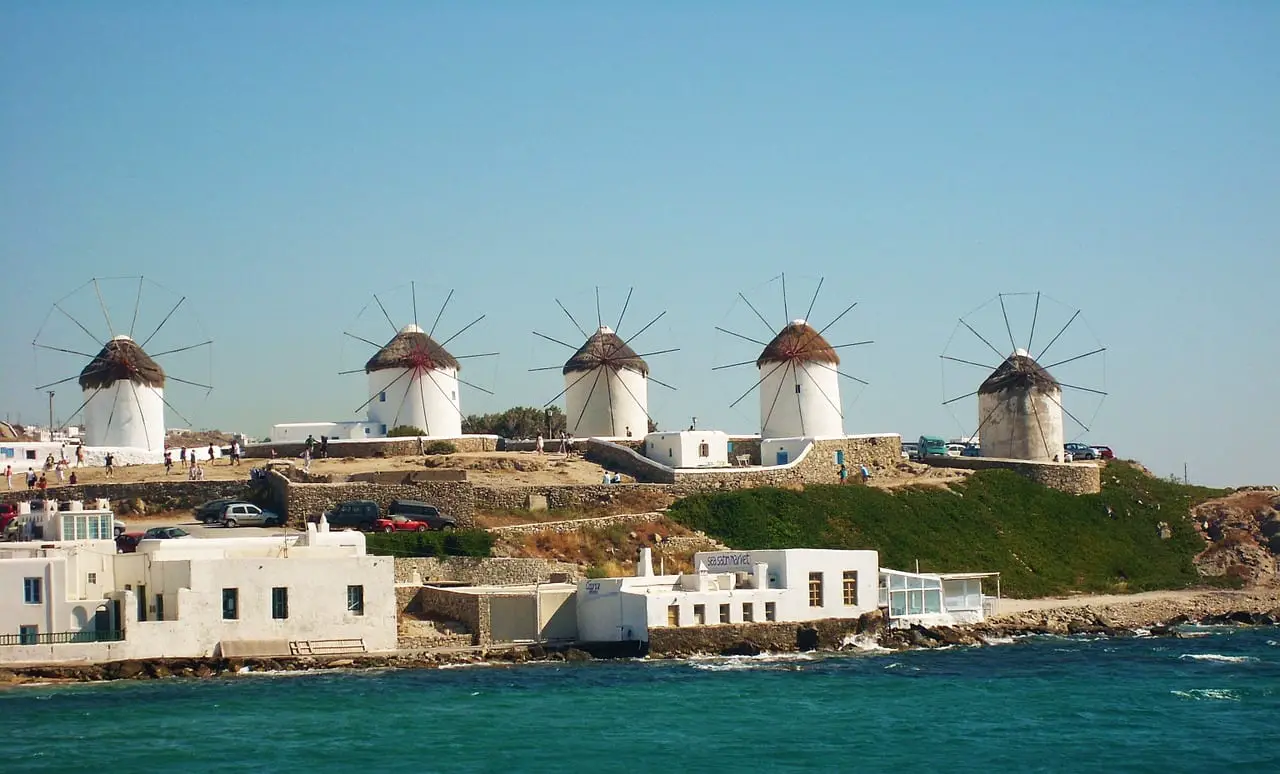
[715,274,872,438]
[340,283,497,438]
[940,292,1107,462]
[530,287,678,438]
[31,277,212,453]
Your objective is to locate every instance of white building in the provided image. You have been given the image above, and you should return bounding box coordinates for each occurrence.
[576,548,995,644]
[563,326,649,439]
[977,349,1065,462]
[643,430,730,468]
[0,513,396,664]
[756,320,843,439]
[269,420,385,443]
[79,335,166,453]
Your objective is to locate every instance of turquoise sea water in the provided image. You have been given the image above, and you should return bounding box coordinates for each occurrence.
[5,627,1280,773]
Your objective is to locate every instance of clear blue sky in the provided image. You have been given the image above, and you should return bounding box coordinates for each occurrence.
[2,3,1276,487]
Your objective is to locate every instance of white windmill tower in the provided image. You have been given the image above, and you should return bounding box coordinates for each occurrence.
[532,288,678,439]
[343,284,496,438]
[33,276,212,454]
[941,292,1107,461]
[716,275,872,439]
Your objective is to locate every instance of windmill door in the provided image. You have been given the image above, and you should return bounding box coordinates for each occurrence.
[776,450,789,465]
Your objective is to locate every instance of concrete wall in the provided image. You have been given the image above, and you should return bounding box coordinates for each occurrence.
[925,456,1102,494]
[417,587,486,644]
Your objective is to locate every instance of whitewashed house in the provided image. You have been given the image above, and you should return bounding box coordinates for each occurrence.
[643,431,730,468]
[576,548,996,644]
[0,512,396,664]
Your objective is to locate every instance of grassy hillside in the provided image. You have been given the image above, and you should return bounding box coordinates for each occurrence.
[668,463,1228,598]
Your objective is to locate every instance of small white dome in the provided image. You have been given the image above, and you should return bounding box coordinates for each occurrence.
[399,324,425,334]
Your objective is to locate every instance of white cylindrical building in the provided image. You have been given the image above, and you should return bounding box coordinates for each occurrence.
[365,324,462,438]
[976,349,1064,462]
[563,326,649,438]
[79,335,166,450]
[757,320,844,439]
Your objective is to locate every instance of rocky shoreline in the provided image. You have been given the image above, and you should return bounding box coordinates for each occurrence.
[4,588,1278,687]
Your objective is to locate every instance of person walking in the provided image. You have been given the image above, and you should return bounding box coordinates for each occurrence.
[26,468,36,490]
[535,434,544,454]
[319,436,328,459]
[4,464,11,490]
[301,446,312,474]
[104,452,115,477]
[860,464,871,483]
[76,445,85,467]
[208,444,216,464]
[229,440,240,466]
[839,463,848,485]
[304,435,316,457]
[164,450,173,475]
[180,447,187,466]
[37,473,48,492]
[55,459,66,483]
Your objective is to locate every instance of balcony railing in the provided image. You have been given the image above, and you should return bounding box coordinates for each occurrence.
[0,630,124,647]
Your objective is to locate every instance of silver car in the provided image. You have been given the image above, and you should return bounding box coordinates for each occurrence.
[221,502,285,528]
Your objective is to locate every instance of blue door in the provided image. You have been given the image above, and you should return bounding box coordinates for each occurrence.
[776,450,789,465]
[835,450,845,465]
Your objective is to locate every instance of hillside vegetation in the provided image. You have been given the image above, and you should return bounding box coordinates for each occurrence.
[668,463,1228,598]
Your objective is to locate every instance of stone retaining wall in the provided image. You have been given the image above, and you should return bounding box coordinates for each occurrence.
[473,483,676,512]
[0,480,258,513]
[926,456,1102,494]
[247,435,499,460]
[487,512,667,537]
[393,556,581,584]
[282,480,476,526]
[583,440,675,484]
[644,611,884,656]
[416,587,489,645]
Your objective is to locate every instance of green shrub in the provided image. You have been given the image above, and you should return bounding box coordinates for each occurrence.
[387,425,428,438]
[365,529,494,558]
[667,464,1227,598]
[423,440,458,455]
[584,566,609,579]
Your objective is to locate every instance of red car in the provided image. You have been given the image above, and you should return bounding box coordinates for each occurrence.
[1091,446,1115,460]
[375,516,431,533]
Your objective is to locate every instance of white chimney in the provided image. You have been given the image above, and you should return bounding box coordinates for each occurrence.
[637,547,654,577]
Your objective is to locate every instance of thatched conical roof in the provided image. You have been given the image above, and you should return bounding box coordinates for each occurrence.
[78,336,165,390]
[365,325,460,373]
[979,351,1060,394]
[757,320,840,368]
[563,326,649,376]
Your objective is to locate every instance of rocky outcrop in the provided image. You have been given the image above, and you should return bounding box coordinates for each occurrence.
[1191,490,1280,585]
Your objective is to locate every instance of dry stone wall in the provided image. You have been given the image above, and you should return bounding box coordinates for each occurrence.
[0,480,258,514]
[474,483,675,512]
[487,512,667,537]
[926,457,1101,494]
[393,557,581,585]
[416,587,489,645]
[281,480,476,526]
[247,435,499,460]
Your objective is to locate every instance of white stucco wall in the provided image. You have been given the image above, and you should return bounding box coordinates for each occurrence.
[977,386,1065,462]
[366,367,462,438]
[0,541,119,646]
[575,549,881,643]
[270,421,379,442]
[565,366,648,439]
[82,382,165,451]
[758,361,843,439]
[642,431,730,468]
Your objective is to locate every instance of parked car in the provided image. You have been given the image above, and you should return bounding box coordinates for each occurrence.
[0,504,18,534]
[918,436,948,459]
[961,444,982,457]
[194,497,241,524]
[1091,445,1115,460]
[387,499,456,530]
[143,526,192,540]
[320,500,381,531]
[221,502,285,528]
[1064,443,1097,460]
[114,519,127,537]
[901,442,919,460]
[116,531,145,553]
[375,515,432,533]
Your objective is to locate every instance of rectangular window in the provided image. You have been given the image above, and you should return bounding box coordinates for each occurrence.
[667,604,679,627]
[272,587,289,620]
[19,625,38,644]
[742,603,754,622]
[698,442,710,457]
[138,584,147,622]
[693,604,706,625]
[765,602,777,622]
[155,594,164,622]
[222,588,239,620]
[379,392,386,402]
[347,585,364,615]
[795,384,802,394]
[719,603,730,624]
[808,572,824,607]
[23,577,42,604]
[87,572,97,585]
[843,571,858,606]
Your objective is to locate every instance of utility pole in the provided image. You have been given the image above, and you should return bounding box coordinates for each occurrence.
[1184,462,1189,485]
[47,391,55,440]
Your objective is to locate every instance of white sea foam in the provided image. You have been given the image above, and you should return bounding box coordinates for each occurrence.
[687,652,817,671]
[1170,688,1240,701]
[840,633,891,653]
[1179,654,1257,664]
[979,635,1015,646]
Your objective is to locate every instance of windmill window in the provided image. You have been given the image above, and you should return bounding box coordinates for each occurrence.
[795,384,802,394]
[379,392,386,402]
